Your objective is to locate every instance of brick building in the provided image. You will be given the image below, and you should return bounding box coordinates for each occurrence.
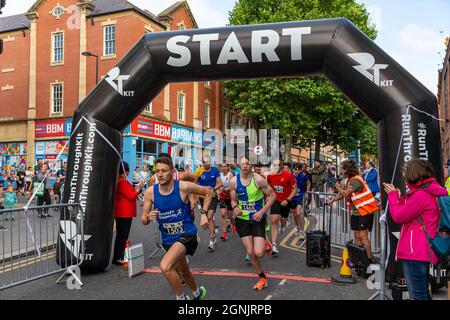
[438,36,450,173]
[0,0,222,172]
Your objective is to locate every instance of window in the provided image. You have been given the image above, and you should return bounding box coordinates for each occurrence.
[204,102,210,128]
[178,23,186,30]
[104,25,116,56]
[177,93,185,121]
[445,68,449,121]
[51,83,63,114]
[145,102,153,113]
[52,32,64,63]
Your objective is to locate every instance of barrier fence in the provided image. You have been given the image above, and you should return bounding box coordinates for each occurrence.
[0,203,85,290]
[302,191,381,254]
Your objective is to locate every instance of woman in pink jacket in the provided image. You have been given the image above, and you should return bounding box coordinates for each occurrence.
[384,159,447,300]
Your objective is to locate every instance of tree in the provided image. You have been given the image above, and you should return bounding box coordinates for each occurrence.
[224,0,378,161]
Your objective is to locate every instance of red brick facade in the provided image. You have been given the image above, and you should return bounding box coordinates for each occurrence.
[0,0,222,166]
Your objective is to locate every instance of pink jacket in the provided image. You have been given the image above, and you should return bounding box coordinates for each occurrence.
[388,178,447,264]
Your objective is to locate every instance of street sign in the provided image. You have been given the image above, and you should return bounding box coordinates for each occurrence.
[254,145,264,156]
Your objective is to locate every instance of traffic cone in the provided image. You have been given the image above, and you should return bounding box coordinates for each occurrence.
[332,247,356,284]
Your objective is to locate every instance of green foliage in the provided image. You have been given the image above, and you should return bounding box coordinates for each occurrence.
[224,0,378,158]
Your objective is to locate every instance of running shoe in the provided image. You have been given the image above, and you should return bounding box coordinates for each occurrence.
[226,222,232,233]
[245,254,251,264]
[299,231,306,240]
[231,224,237,233]
[208,238,215,251]
[194,286,207,300]
[272,243,279,256]
[253,277,268,291]
[279,226,285,234]
[285,220,291,227]
[0,226,7,231]
[220,231,227,241]
[264,239,273,255]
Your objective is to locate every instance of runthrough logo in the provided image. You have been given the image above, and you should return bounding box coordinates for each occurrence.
[60,220,91,260]
[105,67,135,96]
[347,53,394,88]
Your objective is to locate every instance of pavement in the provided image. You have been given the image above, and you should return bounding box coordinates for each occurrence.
[0,197,448,300]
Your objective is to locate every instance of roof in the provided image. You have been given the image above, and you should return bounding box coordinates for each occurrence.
[158,1,198,29]
[0,14,30,33]
[0,0,165,34]
[87,0,165,28]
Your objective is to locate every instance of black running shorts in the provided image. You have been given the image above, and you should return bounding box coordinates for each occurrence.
[163,233,198,256]
[350,214,374,231]
[270,201,291,218]
[234,218,266,238]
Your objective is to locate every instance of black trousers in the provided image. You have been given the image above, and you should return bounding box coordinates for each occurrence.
[37,189,52,214]
[112,218,133,262]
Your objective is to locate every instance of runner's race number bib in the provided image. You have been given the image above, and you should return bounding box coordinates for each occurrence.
[163,221,185,235]
[274,186,284,193]
[241,202,256,212]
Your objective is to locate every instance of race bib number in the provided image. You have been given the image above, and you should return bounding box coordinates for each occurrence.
[162,221,185,235]
[241,202,256,212]
[274,185,284,193]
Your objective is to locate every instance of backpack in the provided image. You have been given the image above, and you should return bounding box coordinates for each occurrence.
[418,195,450,256]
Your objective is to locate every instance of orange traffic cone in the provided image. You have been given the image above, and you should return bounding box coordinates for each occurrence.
[332,247,356,284]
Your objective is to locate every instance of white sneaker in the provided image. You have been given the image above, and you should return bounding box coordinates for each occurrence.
[286,220,291,227]
[208,238,215,251]
[279,226,286,233]
[300,231,306,240]
[272,243,279,256]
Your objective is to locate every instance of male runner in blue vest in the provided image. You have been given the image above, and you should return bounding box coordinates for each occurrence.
[142,156,212,300]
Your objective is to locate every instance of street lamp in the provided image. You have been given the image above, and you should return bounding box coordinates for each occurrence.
[81,51,99,84]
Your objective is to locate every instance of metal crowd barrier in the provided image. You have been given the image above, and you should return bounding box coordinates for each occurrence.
[0,203,85,291]
[302,191,381,254]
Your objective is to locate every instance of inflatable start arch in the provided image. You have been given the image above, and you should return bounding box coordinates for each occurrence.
[57,18,441,274]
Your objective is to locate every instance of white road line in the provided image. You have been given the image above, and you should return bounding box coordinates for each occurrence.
[264,295,272,300]
[278,279,286,286]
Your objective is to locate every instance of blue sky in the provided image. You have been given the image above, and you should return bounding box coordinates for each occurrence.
[3,0,449,94]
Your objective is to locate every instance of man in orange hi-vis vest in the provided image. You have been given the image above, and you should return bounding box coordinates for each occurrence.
[329,160,379,263]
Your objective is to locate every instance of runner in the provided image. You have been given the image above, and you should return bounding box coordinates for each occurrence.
[194,155,222,251]
[230,157,276,290]
[292,163,310,240]
[141,156,212,300]
[218,163,234,240]
[267,159,298,256]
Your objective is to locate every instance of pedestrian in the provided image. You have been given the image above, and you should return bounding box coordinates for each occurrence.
[383,159,447,300]
[56,162,67,184]
[267,159,298,255]
[112,162,146,265]
[311,160,326,207]
[36,164,53,218]
[141,156,211,300]
[194,155,222,252]
[17,165,26,195]
[230,156,276,290]
[362,161,381,199]
[3,183,18,221]
[329,160,379,264]
[0,188,6,231]
[34,159,43,176]
[131,166,141,188]
[25,166,33,194]
[53,177,63,204]
[326,163,337,195]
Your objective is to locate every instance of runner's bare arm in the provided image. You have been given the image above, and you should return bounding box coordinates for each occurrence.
[180,181,211,229]
[288,182,298,202]
[255,174,276,214]
[229,177,242,217]
[141,187,154,225]
[179,172,196,182]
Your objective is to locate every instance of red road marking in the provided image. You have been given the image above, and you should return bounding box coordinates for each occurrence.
[144,268,331,284]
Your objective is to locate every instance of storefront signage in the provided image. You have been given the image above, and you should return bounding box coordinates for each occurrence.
[35,119,72,138]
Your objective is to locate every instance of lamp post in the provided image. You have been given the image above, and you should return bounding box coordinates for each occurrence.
[81,51,99,84]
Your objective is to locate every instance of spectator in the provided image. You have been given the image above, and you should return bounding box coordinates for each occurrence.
[36,164,52,218]
[362,161,381,199]
[34,159,43,176]
[53,177,63,204]
[311,160,326,207]
[3,183,18,221]
[25,166,34,194]
[56,162,67,184]
[326,163,337,195]
[131,166,141,188]
[17,165,26,195]
[112,162,145,265]
[384,159,447,300]
[0,188,6,231]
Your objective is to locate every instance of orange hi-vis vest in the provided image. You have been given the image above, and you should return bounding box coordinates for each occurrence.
[346,175,379,216]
